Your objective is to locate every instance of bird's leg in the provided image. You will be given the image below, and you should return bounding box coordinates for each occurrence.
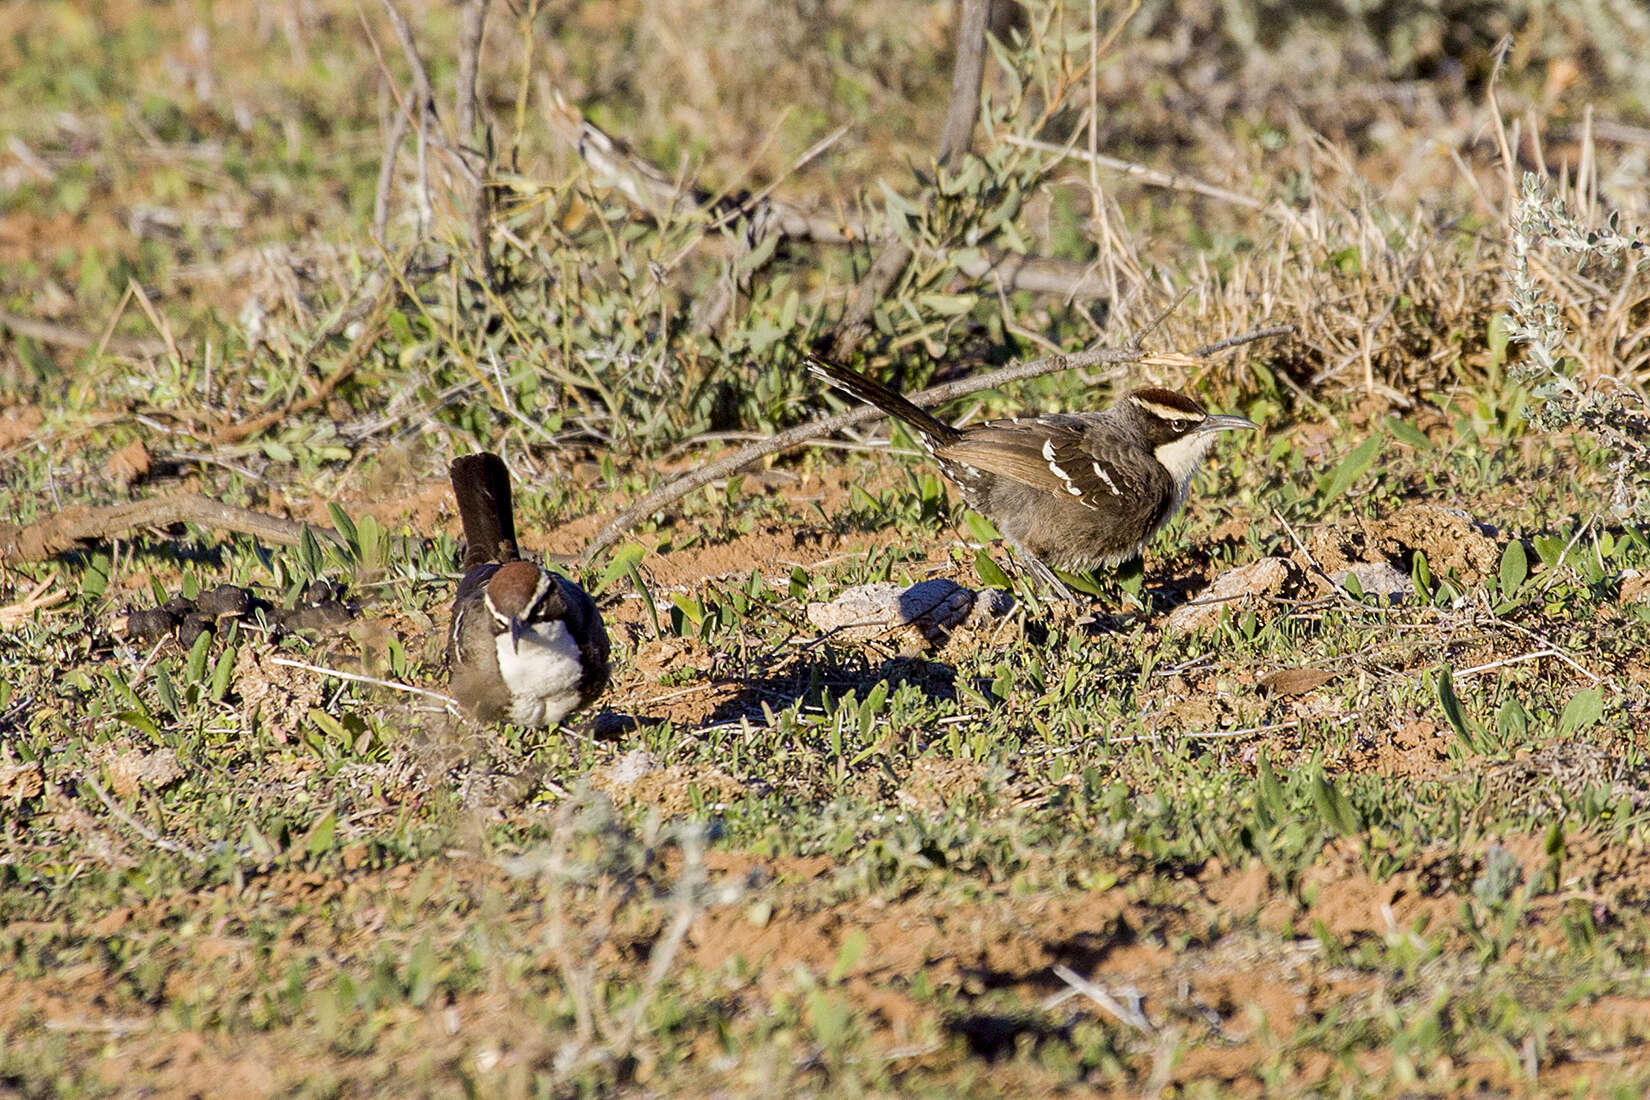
[1000,536,1079,603]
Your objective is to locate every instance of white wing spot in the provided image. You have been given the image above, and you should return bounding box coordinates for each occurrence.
[1047,458,1096,508]
[1040,438,1056,461]
[1091,461,1120,495]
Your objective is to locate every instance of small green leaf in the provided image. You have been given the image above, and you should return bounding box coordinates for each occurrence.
[355,513,384,572]
[405,935,438,1006]
[327,503,359,552]
[670,593,705,627]
[185,627,212,683]
[807,990,852,1049]
[1498,541,1528,599]
[309,709,349,742]
[1533,534,1567,570]
[1437,668,1476,750]
[1412,551,1433,596]
[298,526,323,576]
[1257,752,1287,823]
[116,710,161,737]
[1317,433,1383,504]
[1310,768,1363,836]
[917,292,977,317]
[1495,697,1529,745]
[973,550,1010,589]
[1056,568,1107,598]
[305,808,337,858]
[1558,687,1605,735]
[1386,417,1432,451]
[963,510,1000,544]
[828,929,868,984]
[595,542,646,594]
[1115,555,1144,597]
[153,665,179,719]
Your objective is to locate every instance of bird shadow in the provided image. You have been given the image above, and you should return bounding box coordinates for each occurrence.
[700,647,960,728]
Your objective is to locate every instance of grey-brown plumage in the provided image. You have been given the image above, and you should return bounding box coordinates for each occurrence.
[807,354,1256,595]
[448,453,610,725]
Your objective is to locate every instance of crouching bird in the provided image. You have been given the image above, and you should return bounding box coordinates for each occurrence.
[807,353,1257,598]
[447,452,610,725]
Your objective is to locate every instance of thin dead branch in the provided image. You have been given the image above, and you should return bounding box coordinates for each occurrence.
[0,493,342,567]
[0,310,167,359]
[0,573,69,628]
[1002,134,1280,218]
[80,775,206,864]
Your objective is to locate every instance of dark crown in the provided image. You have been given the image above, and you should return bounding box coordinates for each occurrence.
[484,560,551,624]
[1125,388,1210,443]
[1128,387,1207,420]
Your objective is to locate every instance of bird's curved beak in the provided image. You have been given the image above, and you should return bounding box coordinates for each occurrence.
[509,616,527,652]
[1200,413,1259,433]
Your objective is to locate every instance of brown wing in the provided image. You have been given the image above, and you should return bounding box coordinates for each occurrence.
[935,417,1140,509]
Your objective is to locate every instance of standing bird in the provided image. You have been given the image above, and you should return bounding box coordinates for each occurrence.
[807,354,1257,598]
[447,453,610,725]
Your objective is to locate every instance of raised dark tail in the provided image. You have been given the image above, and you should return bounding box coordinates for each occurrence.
[450,452,519,568]
[805,353,961,448]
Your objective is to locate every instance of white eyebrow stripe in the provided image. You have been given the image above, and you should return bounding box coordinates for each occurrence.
[1129,394,1205,423]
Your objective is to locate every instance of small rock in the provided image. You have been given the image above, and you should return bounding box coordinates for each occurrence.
[104,747,185,798]
[1258,668,1335,698]
[1165,557,1301,633]
[1621,569,1648,604]
[301,579,347,606]
[0,758,44,803]
[125,606,180,641]
[176,611,217,648]
[195,583,255,618]
[162,594,197,617]
[965,587,1016,627]
[1332,561,1413,604]
[807,578,978,645]
[278,600,356,633]
[599,749,660,787]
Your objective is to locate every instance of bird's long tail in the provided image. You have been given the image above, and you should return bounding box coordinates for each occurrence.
[805,353,962,448]
[450,452,519,568]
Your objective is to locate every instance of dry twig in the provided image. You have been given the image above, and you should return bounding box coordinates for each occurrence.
[0,493,342,566]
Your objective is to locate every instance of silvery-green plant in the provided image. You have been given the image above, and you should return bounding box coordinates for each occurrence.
[1505,171,1650,514]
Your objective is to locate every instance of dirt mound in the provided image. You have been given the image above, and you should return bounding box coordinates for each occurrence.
[1305,504,1501,585]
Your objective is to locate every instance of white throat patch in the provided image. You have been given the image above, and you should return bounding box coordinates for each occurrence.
[494,618,585,726]
[1154,431,1221,507]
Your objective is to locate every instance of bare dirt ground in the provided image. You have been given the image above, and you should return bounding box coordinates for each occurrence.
[5,0,1650,1094]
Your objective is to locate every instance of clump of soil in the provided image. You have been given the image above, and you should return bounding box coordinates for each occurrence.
[1305,504,1501,585]
[591,751,751,815]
